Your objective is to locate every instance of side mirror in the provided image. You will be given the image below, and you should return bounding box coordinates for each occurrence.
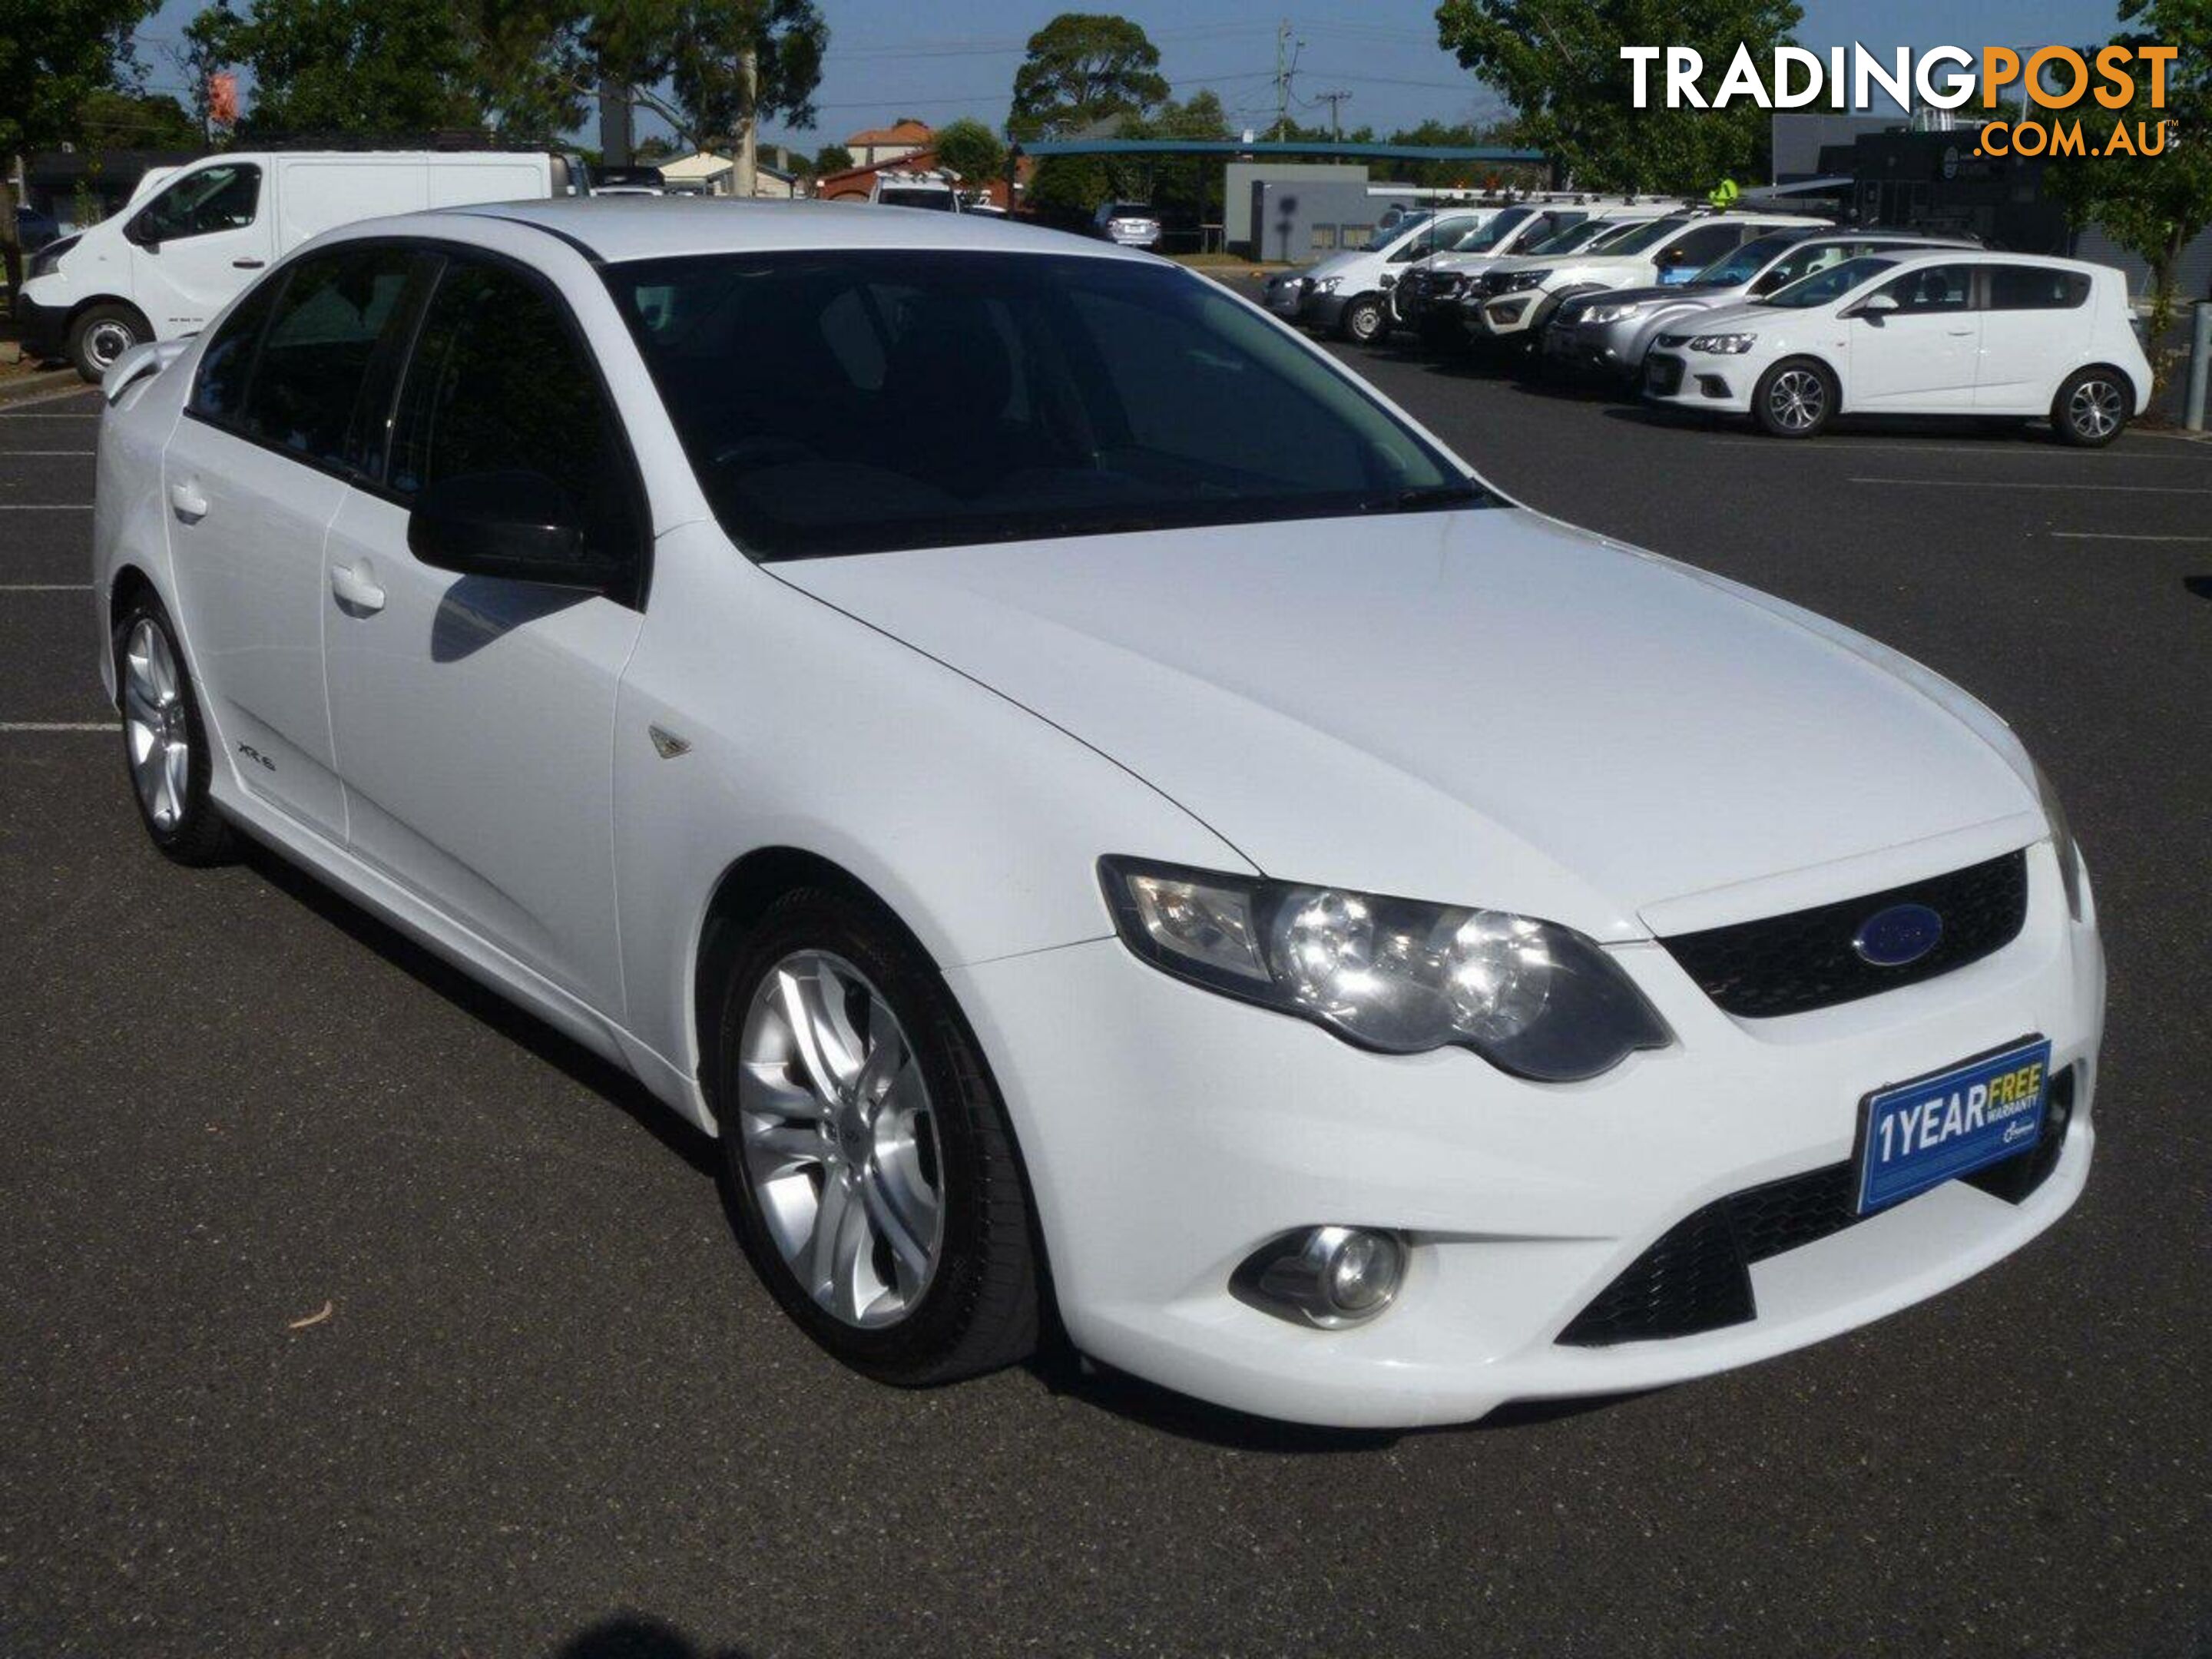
[124,216,159,250]
[407,471,608,591]
[1856,291,1900,318]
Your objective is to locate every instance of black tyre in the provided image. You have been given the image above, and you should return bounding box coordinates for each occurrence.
[714,887,1040,1386]
[113,590,234,866]
[68,303,147,383]
[2051,366,2130,448]
[1338,294,1384,344]
[1753,356,1836,439]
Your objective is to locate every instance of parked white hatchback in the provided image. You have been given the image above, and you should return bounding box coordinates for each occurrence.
[93,200,2101,1428]
[1641,250,2151,444]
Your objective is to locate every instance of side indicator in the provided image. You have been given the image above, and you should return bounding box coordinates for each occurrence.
[647,725,690,760]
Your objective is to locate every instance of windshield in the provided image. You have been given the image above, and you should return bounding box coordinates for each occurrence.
[607,251,1479,559]
[877,187,955,210]
[1364,210,1430,250]
[1692,233,1800,286]
[1584,218,1654,251]
[1601,216,1694,256]
[1452,207,1529,253]
[1760,255,1899,308]
[1525,217,1613,256]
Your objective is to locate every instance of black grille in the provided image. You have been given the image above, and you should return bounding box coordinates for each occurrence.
[1558,1068,2072,1347]
[1658,851,2028,1021]
[1645,355,1684,396]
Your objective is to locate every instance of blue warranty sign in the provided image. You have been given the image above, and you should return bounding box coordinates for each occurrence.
[1856,1037,2051,1214]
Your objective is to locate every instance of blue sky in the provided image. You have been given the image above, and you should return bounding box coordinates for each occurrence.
[132,0,2126,154]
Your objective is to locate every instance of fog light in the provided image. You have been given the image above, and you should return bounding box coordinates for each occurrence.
[1233,1226,1407,1328]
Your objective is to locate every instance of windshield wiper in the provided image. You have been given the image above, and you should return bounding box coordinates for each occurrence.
[1359,482,1491,514]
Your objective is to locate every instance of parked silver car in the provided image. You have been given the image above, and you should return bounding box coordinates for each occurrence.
[1094,201,1162,248]
[1540,228,1982,384]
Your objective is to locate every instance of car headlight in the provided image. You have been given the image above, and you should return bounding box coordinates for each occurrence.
[28,233,81,280]
[2032,761,2086,921]
[1689,333,1757,354]
[1311,276,1340,294]
[1583,300,1642,325]
[1099,857,1672,1081]
[1502,269,1551,292]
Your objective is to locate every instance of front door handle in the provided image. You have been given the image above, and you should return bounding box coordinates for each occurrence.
[169,480,210,522]
[232,258,267,270]
[1946,327,1975,336]
[329,560,386,614]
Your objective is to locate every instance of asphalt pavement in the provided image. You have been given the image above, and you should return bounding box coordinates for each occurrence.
[2,348,2207,1659]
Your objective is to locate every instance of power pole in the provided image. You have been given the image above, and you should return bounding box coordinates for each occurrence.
[734,47,759,198]
[1316,90,1351,139]
[1272,21,1304,140]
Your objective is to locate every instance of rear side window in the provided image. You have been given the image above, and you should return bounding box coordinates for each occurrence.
[1988,265,2090,310]
[387,259,641,571]
[236,247,418,471]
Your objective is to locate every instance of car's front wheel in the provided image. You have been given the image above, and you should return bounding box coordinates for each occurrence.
[2052,366,2130,447]
[1338,294,1384,343]
[68,303,147,383]
[114,591,233,865]
[714,888,1040,1385]
[1754,357,1836,439]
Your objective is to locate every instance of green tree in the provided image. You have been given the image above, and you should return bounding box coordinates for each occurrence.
[0,0,157,297]
[2047,0,2211,382]
[1008,13,1168,140]
[80,88,206,148]
[813,141,853,174]
[1432,0,1800,192]
[933,117,1006,185]
[185,0,483,137]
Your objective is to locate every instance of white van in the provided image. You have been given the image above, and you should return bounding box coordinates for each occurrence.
[20,150,571,379]
[1260,207,1497,343]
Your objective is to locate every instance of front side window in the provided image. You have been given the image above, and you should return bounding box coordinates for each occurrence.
[1449,208,1529,255]
[1988,265,2090,310]
[189,277,287,425]
[1876,263,1975,313]
[1657,224,1745,271]
[605,250,1475,561]
[132,164,260,243]
[389,259,641,576]
[237,247,420,471]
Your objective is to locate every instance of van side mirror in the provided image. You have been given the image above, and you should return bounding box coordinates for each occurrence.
[407,471,609,591]
[124,215,159,250]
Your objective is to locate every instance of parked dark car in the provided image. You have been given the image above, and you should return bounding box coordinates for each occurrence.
[15,204,61,253]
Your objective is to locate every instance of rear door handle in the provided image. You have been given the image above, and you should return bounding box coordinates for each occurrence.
[168,481,209,522]
[329,560,386,614]
[1946,327,1975,336]
[232,258,267,270]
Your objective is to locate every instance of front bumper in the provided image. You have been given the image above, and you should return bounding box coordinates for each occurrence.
[1472,287,1565,340]
[1644,348,1754,412]
[950,841,2101,1427]
[16,294,69,363]
[1543,317,1645,380]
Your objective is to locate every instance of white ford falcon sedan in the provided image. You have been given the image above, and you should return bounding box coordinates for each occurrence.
[90,199,2102,1428]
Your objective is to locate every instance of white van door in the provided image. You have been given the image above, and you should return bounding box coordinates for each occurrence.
[271,157,427,249]
[124,161,276,338]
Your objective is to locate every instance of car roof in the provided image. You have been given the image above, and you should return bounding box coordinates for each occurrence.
[1837,248,2109,275]
[432,197,1151,266]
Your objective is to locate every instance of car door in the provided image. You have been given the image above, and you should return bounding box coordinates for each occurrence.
[320,252,647,1014]
[1843,262,1983,410]
[1975,264,2093,411]
[125,161,276,337]
[163,243,422,839]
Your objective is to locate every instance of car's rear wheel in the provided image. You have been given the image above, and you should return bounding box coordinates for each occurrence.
[1338,294,1384,343]
[2052,367,2129,447]
[1753,358,1836,439]
[68,303,147,383]
[114,591,233,866]
[714,888,1040,1385]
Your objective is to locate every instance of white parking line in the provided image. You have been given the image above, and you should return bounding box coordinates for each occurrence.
[0,721,108,733]
[1850,476,2212,495]
[2048,531,2212,542]
[1714,439,2211,462]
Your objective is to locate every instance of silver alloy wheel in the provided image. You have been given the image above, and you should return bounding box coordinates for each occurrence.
[1768,367,1827,432]
[121,618,190,831]
[82,318,137,373]
[2068,378,2124,441]
[736,950,945,1327]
